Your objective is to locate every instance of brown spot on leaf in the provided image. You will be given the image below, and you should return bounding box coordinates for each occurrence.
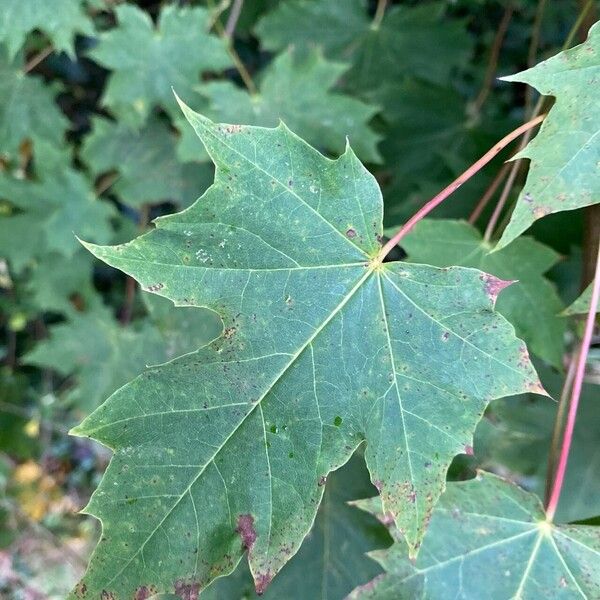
[134,586,157,600]
[373,480,383,492]
[223,326,237,339]
[255,571,273,595]
[147,283,164,292]
[346,228,357,238]
[236,514,257,550]
[480,274,515,304]
[464,445,474,456]
[318,475,327,486]
[174,581,200,600]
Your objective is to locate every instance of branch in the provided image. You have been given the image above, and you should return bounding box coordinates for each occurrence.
[23,45,53,73]
[545,242,600,522]
[225,0,244,38]
[378,114,545,260]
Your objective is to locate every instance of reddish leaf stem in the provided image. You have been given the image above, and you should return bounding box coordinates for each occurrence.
[545,242,600,522]
[379,114,545,260]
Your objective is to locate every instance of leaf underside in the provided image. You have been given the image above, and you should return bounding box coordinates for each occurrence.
[349,472,600,599]
[70,102,544,598]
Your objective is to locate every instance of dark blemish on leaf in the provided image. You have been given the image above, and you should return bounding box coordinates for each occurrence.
[134,586,155,600]
[288,179,293,187]
[524,192,533,203]
[74,583,87,597]
[346,228,357,238]
[480,274,514,303]
[288,452,294,458]
[236,514,257,550]
[464,445,474,455]
[408,490,416,503]
[223,326,236,339]
[255,571,273,595]
[441,331,450,341]
[333,416,343,426]
[174,581,200,600]
[318,475,327,486]
[147,283,164,292]
[269,424,278,434]
[101,592,115,600]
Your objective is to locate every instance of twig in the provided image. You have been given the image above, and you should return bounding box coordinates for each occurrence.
[525,0,547,112]
[23,45,53,73]
[378,114,545,259]
[468,162,511,224]
[472,2,514,113]
[207,0,257,95]
[224,0,244,38]
[563,0,595,49]
[120,205,150,325]
[544,353,577,505]
[545,242,600,522]
[372,0,388,28]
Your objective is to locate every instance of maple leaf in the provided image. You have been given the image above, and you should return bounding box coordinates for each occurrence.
[81,116,214,208]
[0,168,114,271]
[0,48,68,160]
[349,472,600,599]
[563,282,597,316]
[196,47,381,164]
[400,219,566,367]
[475,365,600,524]
[255,0,473,92]
[203,453,390,599]
[0,0,93,59]
[496,22,600,249]
[69,105,545,597]
[89,4,232,127]
[25,297,219,413]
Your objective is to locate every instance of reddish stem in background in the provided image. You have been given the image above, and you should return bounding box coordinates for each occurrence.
[546,242,600,522]
[378,114,545,260]
[468,162,511,224]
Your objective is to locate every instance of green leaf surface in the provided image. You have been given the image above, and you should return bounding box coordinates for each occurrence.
[563,282,597,315]
[203,453,391,600]
[70,107,544,598]
[0,0,93,59]
[0,169,114,270]
[25,297,218,414]
[0,49,68,160]
[196,47,381,164]
[475,365,600,524]
[81,116,213,208]
[497,22,600,249]
[256,0,472,92]
[89,4,232,127]
[400,219,566,367]
[350,472,600,599]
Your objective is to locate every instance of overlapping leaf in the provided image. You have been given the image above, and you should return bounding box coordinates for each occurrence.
[25,297,219,413]
[70,106,544,598]
[0,0,93,59]
[89,4,232,127]
[256,0,472,95]
[0,168,114,271]
[0,48,68,160]
[350,472,600,598]
[401,219,566,367]
[193,47,381,164]
[475,365,600,523]
[563,282,597,315]
[497,22,600,249]
[81,116,214,208]
[203,453,390,599]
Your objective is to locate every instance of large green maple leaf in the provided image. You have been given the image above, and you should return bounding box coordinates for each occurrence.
[349,472,600,599]
[0,49,69,160]
[0,0,93,59]
[81,116,214,208]
[70,105,544,598]
[497,22,600,249]
[89,4,232,127]
[400,219,566,368]
[193,47,381,164]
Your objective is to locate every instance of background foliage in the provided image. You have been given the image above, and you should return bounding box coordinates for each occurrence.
[0,0,598,598]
